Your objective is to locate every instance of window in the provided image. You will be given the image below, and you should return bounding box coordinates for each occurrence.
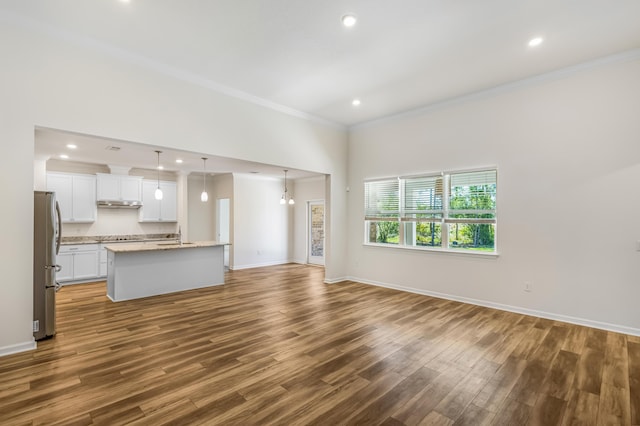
[364,178,399,244]
[446,170,497,251]
[364,168,497,253]
[402,174,443,247]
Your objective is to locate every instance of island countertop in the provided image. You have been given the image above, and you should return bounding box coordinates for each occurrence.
[104,241,228,253]
[106,241,229,301]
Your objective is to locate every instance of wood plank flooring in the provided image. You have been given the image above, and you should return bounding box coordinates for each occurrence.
[0,263,638,425]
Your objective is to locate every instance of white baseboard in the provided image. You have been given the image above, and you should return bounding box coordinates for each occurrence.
[0,339,36,357]
[231,260,291,271]
[324,276,349,284]
[345,276,640,337]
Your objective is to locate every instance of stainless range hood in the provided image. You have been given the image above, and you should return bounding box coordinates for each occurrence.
[97,200,142,209]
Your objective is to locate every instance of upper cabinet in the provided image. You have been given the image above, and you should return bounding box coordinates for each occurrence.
[47,172,97,223]
[96,174,142,202]
[139,180,177,222]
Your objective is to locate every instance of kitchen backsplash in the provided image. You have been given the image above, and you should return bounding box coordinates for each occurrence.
[61,208,177,237]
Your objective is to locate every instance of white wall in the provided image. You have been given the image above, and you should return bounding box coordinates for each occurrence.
[210,174,234,267]
[61,209,177,237]
[348,57,640,334]
[232,174,291,269]
[0,18,347,355]
[292,176,326,264]
[187,174,216,241]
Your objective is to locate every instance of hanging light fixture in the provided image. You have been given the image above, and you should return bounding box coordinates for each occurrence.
[154,150,163,200]
[200,157,209,202]
[280,169,295,205]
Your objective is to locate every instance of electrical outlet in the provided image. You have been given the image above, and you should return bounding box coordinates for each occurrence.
[524,281,532,292]
[257,249,261,255]
[33,320,39,332]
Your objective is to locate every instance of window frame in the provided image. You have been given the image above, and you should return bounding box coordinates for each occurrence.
[363,168,498,255]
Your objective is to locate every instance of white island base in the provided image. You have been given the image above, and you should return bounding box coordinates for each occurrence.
[106,242,226,302]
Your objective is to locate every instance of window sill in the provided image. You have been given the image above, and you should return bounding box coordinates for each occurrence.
[363,242,499,258]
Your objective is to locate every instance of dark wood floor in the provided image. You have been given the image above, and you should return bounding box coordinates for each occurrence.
[1,264,638,425]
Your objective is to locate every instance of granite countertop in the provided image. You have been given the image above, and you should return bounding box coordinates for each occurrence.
[105,241,228,253]
[61,234,179,245]
[60,239,100,245]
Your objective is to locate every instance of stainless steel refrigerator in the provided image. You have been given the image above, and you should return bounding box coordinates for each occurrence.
[33,191,62,340]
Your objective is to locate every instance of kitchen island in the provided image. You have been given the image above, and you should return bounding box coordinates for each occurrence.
[105,241,228,302]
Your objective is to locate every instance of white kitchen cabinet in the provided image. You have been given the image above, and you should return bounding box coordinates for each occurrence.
[56,252,74,281]
[47,172,96,223]
[139,180,177,222]
[96,174,142,202]
[99,244,108,277]
[57,244,99,283]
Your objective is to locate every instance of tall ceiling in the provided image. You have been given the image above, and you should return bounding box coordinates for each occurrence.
[3,0,639,127]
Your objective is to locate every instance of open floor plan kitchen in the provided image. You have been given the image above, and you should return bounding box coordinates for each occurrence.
[2,1,640,425]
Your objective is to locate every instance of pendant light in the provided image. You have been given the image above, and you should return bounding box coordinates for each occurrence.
[200,157,209,202]
[154,150,163,200]
[280,169,294,205]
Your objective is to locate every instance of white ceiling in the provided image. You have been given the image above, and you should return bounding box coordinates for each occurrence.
[7,1,640,175]
[34,127,319,179]
[3,0,639,127]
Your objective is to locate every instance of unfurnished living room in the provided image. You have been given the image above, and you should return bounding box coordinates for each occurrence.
[1,1,639,425]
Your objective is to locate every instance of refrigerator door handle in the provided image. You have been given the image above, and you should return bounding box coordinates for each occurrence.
[55,201,62,255]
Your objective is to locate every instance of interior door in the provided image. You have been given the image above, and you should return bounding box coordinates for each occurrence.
[308,201,325,265]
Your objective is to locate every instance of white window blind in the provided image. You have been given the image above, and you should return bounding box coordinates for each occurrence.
[402,175,443,222]
[363,168,497,253]
[447,170,497,223]
[364,179,399,221]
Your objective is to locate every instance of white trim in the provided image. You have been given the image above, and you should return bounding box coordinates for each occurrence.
[351,48,640,130]
[0,339,37,357]
[230,260,291,270]
[0,9,343,130]
[363,242,499,258]
[364,176,400,184]
[345,276,640,337]
[324,276,349,284]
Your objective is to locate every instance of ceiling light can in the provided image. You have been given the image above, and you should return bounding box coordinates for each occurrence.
[528,37,543,47]
[342,14,357,28]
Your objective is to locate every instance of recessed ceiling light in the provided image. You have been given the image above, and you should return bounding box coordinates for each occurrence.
[175,159,183,164]
[59,154,69,159]
[528,37,543,47]
[342,14,357,28]
[157,165,164,170]
[352,99,361,107]
[66,144,77,149]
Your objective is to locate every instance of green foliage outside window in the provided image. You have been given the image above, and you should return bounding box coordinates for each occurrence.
[448,182,496,250]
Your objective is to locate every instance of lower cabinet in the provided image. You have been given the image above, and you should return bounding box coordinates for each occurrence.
[57,244,99,284]
[99,243,108,277]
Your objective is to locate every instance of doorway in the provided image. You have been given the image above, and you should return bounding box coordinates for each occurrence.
[216,198,230,269]
[308,201,325,265]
